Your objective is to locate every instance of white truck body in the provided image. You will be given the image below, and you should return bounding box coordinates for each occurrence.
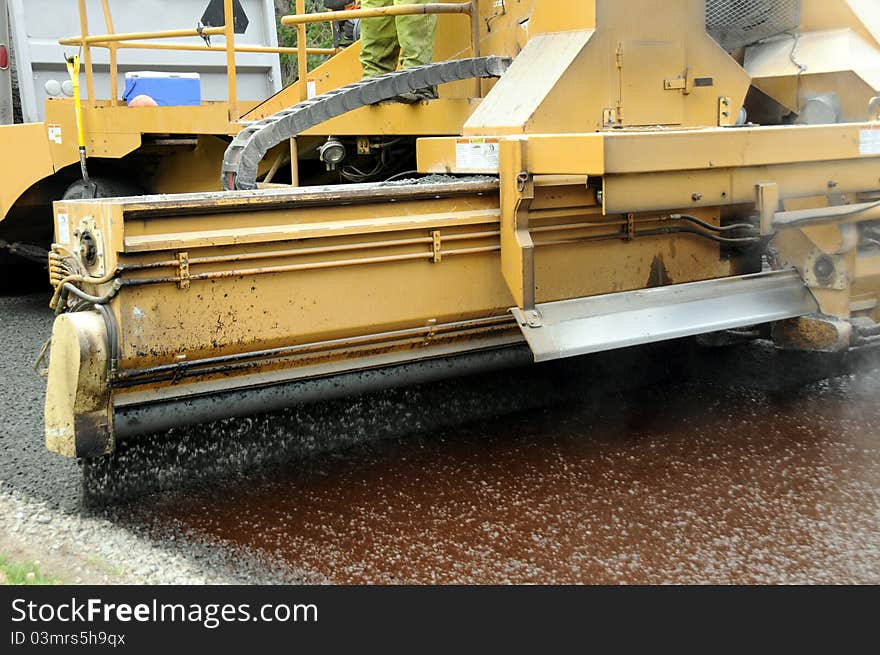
[7,0,282,123]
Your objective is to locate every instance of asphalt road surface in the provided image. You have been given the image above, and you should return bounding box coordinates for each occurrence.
[1,292,878,583]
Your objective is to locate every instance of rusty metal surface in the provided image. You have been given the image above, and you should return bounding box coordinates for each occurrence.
[128,360,880,585]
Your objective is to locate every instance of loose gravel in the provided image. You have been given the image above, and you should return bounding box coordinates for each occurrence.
[0,481,240,584]
[2,291,878,584]
[0,293,81,509]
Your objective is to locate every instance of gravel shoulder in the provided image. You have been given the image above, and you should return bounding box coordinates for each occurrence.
[0,482,240,584]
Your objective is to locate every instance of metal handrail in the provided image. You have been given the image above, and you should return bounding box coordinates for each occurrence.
[281,2,474,25]
[282,1,482,99]
[58,2,481,120]
[60,0,345,122]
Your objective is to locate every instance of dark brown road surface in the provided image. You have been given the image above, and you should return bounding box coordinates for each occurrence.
[131,369,880,585]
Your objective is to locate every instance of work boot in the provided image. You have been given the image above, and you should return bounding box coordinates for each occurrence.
[394,86,439,104]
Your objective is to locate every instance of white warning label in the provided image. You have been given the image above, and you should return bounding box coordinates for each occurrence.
[455,137,500,172]
[48,124,63,145]
[56,212,71,245]
[860,128,880,155]
[307,78,317,99]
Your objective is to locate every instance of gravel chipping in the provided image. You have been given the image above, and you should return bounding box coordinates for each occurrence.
[2,290,879,584]
[0,293,81,510]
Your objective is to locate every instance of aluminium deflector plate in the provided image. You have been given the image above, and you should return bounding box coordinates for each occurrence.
[511,270,818,362]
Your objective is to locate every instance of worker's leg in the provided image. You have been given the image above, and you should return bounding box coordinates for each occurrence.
[393,0,438,70]
[359,0,400,78]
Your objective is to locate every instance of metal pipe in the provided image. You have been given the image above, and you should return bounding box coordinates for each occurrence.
[281,3,472,26]
[121,241,504,287]
[113,345,532,439]
[76,0,96,106]
[296,0,308,101]
[290,138,300,187]
[470,0,481,97]
[115,315,513,381]
[281,2,479,96]
[111,41,336,56]
[224,0,238,122]
[773,201,880,228]
[122,230,501,271]
[100,0,118,104]
[59,26,226,46]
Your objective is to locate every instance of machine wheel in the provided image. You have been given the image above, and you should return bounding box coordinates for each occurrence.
[0,178,143,293]
[62,177,144,201]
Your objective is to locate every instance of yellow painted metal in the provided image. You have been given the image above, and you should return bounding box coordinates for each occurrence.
[281,3,473,25]
[76,0,96,106]
[44,312,111,458]
[110,41,333,56]
[0,124,57,218]
[99,0,119,106]
[64,57,87,151]
[296,0,308,102]
[30,0,880,457]
[746,0,880,122]
[465,0,750,134]
[224,0,238,122]
[58,26,227,46]
[3,0,524,233]
[51,182,728,376]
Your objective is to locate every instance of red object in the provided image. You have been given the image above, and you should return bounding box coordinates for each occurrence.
[0,45,8,71]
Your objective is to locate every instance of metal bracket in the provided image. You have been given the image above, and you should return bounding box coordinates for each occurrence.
[718,96,734,126]
[518,309,543,329]
[756,182,779,236]
[177,252,190,290]
[624,213,635,241]
[357,136,371,155]
[603,108,619,128]
[423,318,438,346]
[432,231,442,263]
[665,67,692,95]
[804,250,848,290]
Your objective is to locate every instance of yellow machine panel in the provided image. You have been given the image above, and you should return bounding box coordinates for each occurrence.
[26,0,880,462]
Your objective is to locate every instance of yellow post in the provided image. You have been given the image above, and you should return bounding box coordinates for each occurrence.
[76,0,96,106]
[224,0,238,122]
[470,0,480,98]
[100,0,119,105]
[290,138,300,187]
[65,55,90,185]
[296,0,308,102]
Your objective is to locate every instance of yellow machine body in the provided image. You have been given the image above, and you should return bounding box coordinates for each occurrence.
[40,0,880,459]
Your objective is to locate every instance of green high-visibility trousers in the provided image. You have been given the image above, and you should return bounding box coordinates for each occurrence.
[359,0,438,78]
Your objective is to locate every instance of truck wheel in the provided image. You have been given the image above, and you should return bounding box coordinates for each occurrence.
[62,177,144,201]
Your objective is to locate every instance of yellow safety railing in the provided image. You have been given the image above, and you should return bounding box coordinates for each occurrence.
[281,1,482,99]
[59,0,343,122]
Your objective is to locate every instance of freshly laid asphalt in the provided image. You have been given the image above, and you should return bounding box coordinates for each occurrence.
[1,292,878,583]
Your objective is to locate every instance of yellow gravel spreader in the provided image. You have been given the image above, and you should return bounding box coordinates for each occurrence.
[42,0,880,458]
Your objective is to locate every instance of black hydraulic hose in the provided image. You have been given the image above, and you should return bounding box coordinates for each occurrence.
[61,280,121,305]
[668,213,756,233]
[636,226,762,245]
[94,303,120,373]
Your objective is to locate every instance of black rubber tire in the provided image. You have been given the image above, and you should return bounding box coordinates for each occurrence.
[62,177,144,201]
[0,251,46,294]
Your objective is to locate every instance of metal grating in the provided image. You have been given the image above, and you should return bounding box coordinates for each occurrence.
[706,0,801,50]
